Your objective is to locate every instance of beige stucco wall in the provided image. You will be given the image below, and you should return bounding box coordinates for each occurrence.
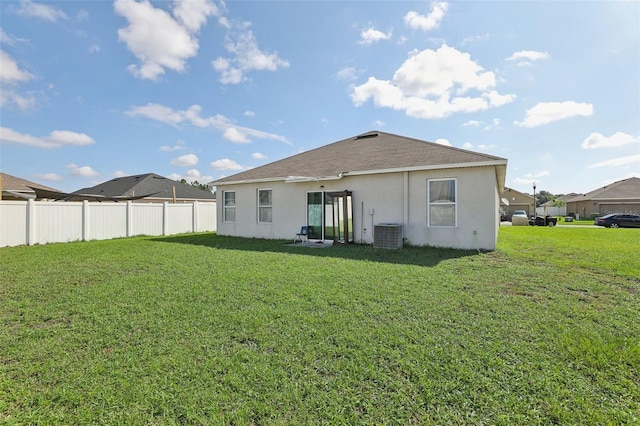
[566,200,640,218]
[216,165,501,250]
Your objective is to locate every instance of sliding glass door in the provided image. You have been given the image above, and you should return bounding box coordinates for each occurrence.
[306,191,353,243]
[307,192,323,239]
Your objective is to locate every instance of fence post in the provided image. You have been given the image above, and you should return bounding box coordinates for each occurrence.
[82,200,89,241]
[127,201,133,237]
[192,201,198,232]
[163,202,169,236]
[27,199,36,246]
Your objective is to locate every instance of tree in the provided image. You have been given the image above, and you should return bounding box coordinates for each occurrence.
[179,179,214,194]
[536,190,553,206]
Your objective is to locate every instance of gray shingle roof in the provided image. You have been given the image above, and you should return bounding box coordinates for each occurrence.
[213,131,507,186]
[74,173,215,201]
[566,177,640,202]
[1,172,60,192]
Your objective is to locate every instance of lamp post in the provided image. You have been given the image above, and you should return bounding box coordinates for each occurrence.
[533,181,537,219]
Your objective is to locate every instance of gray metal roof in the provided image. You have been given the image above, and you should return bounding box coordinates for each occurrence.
[213,131,507,187]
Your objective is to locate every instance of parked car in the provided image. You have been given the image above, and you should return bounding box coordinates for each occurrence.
[529,215,558,227]
[594,214,640,228]
[511,210,528,219]
[500,209,508,221]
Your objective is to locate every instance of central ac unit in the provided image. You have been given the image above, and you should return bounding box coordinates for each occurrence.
[373,223,403,249]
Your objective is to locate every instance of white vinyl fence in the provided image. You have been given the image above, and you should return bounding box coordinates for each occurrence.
[0,200,216,248]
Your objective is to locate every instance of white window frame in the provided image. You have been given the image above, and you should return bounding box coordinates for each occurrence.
[223,190,236,223]
[427,178,457,228]
[257,188,272,223]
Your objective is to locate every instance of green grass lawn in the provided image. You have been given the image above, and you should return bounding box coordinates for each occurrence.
[1,227,638,425]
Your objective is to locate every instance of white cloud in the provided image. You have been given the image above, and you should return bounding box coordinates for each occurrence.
[0,50,37,109]
[512,177,540,186]
[335,66,359,82]
[0,29,18,45]
[0,50,34,84]
[459,33,490,46]
[0,89,37,111]
[483,90,516,107]
[114,0,217,80]
[0,127,94,148]
[210,158,245,171]
[16,0,67,22]
[359,27,392,45]
[252,152,266,159]
[462,142,474,149]
[127,103,291,145]
[173,0,219,33]
[581,132,639,149]
[506,50,550,63]
[127,103,186,126]
[222,127,251,143]
[114,170,127,178]
[588,154,640,169]
[435,138,451,146]
[179,168,213,184]
[171,153,199,166]
[351,44,514,119]
[484,118,501,130]
[462,120,482,127]
[476,144,497,151]
[66,164,99,177]
[160,141,186,151]
[515,101,594,127]
[34,173,63,181]
[76,9,89,22]
[404,2,448,31]
[213,30,289,84]
[244,110,255,117]
[89,44,101,53]
[373,120,386,127]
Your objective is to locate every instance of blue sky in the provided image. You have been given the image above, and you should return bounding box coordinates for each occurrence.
[1,0,639,195]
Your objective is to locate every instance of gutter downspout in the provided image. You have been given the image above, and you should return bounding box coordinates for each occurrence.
[403,171,409,243]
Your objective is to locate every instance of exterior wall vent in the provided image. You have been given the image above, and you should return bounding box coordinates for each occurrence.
[373,223,403,249]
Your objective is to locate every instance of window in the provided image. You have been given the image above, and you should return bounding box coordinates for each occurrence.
[258,189,272,223]
[428,178,456,227]
[223,191,235,222]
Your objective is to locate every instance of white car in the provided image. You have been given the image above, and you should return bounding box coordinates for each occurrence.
[512,210,528,218]
[510,209,529,226]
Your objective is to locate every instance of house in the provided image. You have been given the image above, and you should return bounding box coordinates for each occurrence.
[72,173,216,203]
[500,187,534,218]
[212,131,508,250]
[0,172,60,200]
[565,177,640,219]
[537,194,578,217]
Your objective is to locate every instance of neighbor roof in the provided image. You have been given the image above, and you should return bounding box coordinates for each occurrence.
[213,131,507,189]
[566,177,640,202]
[74,173,216,201]
[1,172,60,199]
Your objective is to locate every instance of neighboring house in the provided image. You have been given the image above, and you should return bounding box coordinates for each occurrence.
[500,187,534,218]
[0,172,60,200]
[71,173,216,203]
[537,194,578,217]
[212,131,508,250]
[565,177,640,219]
